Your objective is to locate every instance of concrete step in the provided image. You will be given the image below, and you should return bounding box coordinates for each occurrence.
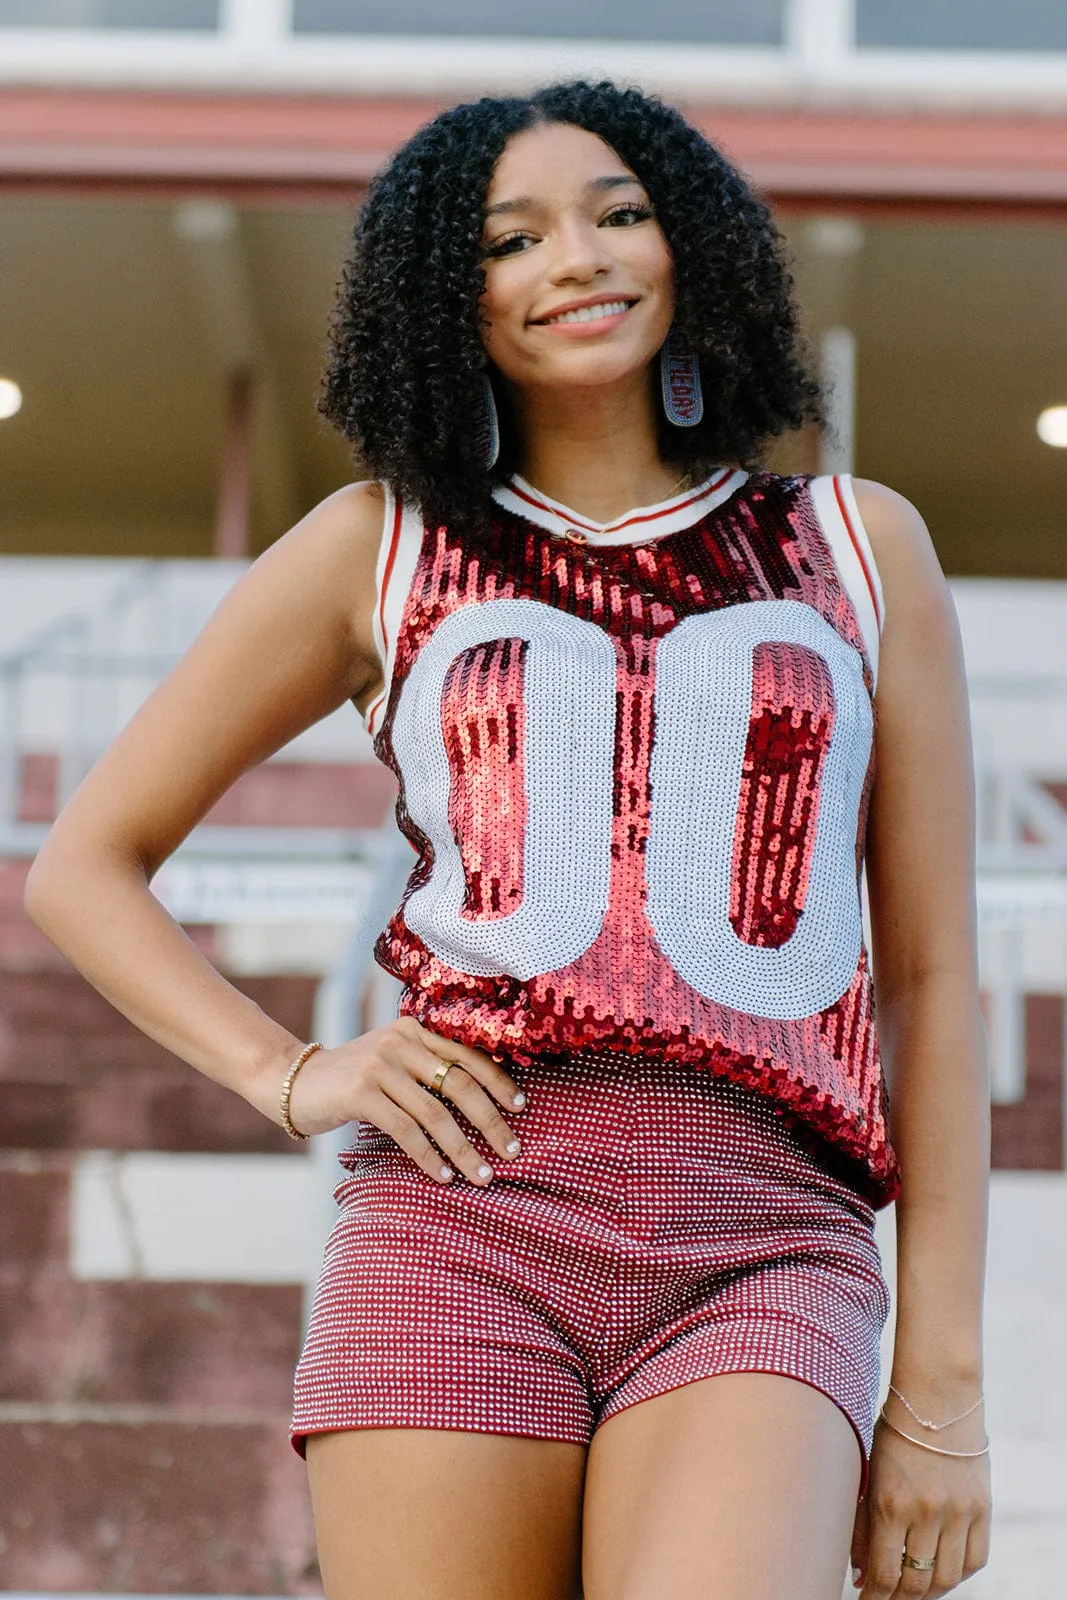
[0,1155,71,1280]
[0,1079,301,1156]
[0,1416,317,1594]
[990,993,1064,1170]
[13,754,397,831]
[0,1279,301,1410]
[0,970,317,1081]
[0,971,316,1154]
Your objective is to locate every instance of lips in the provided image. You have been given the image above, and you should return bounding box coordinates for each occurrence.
[532,297,638,327]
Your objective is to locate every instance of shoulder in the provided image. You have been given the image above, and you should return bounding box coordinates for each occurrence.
[238,480,390,689]
[846,480,967,710]
[849,477,927,545]
[268,479,386,568]
[849,478,936,575]
[255,480,387,611]
[848,477,955,629]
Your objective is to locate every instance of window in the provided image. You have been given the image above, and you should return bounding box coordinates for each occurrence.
[0,0,218,27]
[292,0,784,47]
[857,0,1067,52]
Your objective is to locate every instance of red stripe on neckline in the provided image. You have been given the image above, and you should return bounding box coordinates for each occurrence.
[507,469,734,535]
[366,497,404,735]
[833,476,883,631]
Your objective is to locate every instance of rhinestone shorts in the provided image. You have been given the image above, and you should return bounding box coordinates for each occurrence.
[291,1048,891,1502]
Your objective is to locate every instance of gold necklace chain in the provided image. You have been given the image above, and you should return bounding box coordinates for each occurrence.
[554,468,694,545]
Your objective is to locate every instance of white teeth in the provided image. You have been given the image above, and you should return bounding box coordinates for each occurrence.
[543,299,631,326]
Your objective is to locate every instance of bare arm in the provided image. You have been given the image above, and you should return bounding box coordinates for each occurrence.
[23,480,526,1187]
[850,478,991,1594]
[22,482,388,1123]
[857,477,990,1385]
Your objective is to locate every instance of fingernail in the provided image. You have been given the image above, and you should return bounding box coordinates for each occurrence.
[477,1164,493,1180]
[851,1569,862,1589]
[505,1139,520,1154]
[440,1166,453,1180]
[512,1092,526,1107]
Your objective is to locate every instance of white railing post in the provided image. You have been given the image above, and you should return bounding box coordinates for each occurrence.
[784,0,855,67]
[986,924,1028,1104]
[218,0,294,50]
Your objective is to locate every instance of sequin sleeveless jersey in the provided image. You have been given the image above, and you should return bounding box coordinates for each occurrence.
[364,470,902,1209]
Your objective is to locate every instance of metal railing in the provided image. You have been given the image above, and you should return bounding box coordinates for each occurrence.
[0,559,378,869]
[0,561,163,847]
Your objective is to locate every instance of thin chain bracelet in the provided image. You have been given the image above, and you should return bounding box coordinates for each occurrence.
[888,1383,985,1431]
[280,1041,324,1141]
[878,1407,990,1458]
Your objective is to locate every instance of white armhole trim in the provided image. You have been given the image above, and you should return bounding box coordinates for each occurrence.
[808,473,884,692]
[361,485,426,736]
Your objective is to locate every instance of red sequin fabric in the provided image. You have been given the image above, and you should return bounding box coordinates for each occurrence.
[370,472,901,1208]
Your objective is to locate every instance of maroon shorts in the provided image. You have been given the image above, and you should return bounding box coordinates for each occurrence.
[292,1048,891,1502]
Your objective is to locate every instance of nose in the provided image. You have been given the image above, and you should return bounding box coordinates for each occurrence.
[545,214,612,286]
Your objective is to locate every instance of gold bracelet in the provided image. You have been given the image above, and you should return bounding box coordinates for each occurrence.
[280,1041,324,1140]
[878,1407,990,1458]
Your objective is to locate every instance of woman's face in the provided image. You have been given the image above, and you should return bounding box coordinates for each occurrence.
[478,121,675,398]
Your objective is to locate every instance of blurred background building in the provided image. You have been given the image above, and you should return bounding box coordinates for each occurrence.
[1,4,1066,1596]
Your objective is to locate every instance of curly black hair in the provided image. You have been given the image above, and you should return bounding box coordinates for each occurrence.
[320,79,823,532]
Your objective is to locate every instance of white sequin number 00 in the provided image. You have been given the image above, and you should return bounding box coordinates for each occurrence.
[390,597,872,1021]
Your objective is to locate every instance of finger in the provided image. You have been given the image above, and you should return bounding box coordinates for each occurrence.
[859,1506,910,1598]
[893,1519,940,1597]
[421,1055,524,1164]
[387,1051,503,1186]
[962,1511,992,1585]
[354,1083,461,1187]
[411,1021,527,1110]
[926,1514,969,1595]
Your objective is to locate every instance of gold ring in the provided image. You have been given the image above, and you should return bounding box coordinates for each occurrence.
[429,1060,455,1093]
[902,1553,936,1571]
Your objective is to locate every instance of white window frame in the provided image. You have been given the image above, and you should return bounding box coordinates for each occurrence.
[0,0,1065,105]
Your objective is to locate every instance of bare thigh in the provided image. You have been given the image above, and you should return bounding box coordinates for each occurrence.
[305,1427,588,1600]
[581,1373,862,1600]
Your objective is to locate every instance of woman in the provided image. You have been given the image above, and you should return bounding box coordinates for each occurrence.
[25,81,991,1600]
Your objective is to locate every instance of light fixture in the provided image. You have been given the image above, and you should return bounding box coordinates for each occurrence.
[0,377,22,420]
[1037,406,1067,447]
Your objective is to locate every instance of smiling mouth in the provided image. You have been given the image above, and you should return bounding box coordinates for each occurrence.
[534,299,637,327]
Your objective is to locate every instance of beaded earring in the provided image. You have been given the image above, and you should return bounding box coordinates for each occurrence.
[474,372,501,469]
[659,326,704,427]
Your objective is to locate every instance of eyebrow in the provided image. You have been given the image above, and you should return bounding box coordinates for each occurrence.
[483,174,644,221]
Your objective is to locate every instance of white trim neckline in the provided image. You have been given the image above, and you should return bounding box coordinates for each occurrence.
[491,467,748,546]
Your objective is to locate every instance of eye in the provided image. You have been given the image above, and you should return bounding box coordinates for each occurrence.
[602,202,655,227]
[482,230,536,260]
